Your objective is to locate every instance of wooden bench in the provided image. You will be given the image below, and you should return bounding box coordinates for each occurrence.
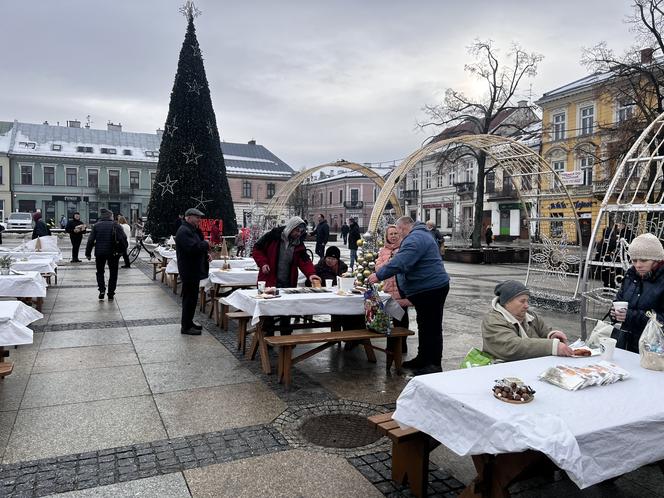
[368,411,439,498]
[150,259,163,281]
[226,311,253,353]
[263,327,414,388]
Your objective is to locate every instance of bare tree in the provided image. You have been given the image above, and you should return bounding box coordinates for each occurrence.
[420,40,542,248]
[582,0,664,201]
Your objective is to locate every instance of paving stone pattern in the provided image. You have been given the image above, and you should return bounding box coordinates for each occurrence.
[0,425,288,497]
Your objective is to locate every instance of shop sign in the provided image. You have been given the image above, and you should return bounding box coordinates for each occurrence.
[574,201,593,209]
[423,203,442,208]
[580,213,592,219]
[560,171,584,185]
[549,201,567,209]
[52,195,81,202]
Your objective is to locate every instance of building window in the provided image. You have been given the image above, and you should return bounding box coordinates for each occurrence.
[44,201,55,222]
[18,142,36,149]
[580,105,594,136]
[552,160,565,188]
[130,171,140,189]
[150,171,156,185]
[374,187,378,202]
[51,144,62,151]
[411,172,418,190]
[486,171,495,193]
[350,188,359,203]
[502,173,512,193]
[43,166,55,186]
[448,167,456,186]
[329,191,332,204]
[88,169,99,188]
[437,172,443,188]
[66,168,77,187]
[617,99,635,123]
[242,181,251,198]
[144,150,159,157]
[0,165,3,184]
[123,149,132,156]
[465,162,474,183]
[339,189,343,203]
[76,146,93,153]
[446,207,454,228]
[319,193,323,205]
[109,170,120,194]
[552,112,565,141]
[580,155,594,186]
[424,209,431,222]
[100,147,117,154]
[425,170,432,189]
[21,165,32,185]
[550,213,564,237]
[266,183,275,199]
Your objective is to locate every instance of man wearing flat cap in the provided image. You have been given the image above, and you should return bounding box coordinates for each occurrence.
[175,208,209,335]
[481,280,574,361]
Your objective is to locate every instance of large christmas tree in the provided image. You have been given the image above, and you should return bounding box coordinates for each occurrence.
[146,1,237,239]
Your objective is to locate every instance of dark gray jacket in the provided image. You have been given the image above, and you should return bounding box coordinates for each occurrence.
[175,221,209,281]
[85,217,127,258]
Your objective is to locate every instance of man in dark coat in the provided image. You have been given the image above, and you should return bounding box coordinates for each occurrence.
[85,208,127,301]
[65,212,85,262]
[175,208,210,335]
[312,214,330,259]
[341,222,349,245]
[348,218,361,268]
[485,225,494,247]
[31,212,51,239]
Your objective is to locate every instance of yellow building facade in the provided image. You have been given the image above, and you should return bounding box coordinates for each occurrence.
[537,72,631,246]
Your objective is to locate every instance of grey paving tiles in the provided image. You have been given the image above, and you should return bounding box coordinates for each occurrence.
[39,328,130,350]
[133,336,232,364]
[42,473,191,498]
[32,344,139,373]
[0,424,288,497]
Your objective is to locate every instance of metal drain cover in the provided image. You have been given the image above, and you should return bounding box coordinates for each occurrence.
[299,414,382,448]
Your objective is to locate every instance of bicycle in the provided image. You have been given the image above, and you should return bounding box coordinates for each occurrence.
[127,237,157,264]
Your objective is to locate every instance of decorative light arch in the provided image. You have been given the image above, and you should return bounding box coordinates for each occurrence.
[368,134,584,297]
[580,111,664,337]
[264,160,403,219]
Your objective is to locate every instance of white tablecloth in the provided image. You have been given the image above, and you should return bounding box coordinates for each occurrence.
[224,288,404,326]
[393,349,664,489]
[0,271,47,298]
[156,247,177,259]
[208,268,259,287]
[0,301,42,346]
[167,257,257,275]
[10,258,57,274]
[0,252,60,264]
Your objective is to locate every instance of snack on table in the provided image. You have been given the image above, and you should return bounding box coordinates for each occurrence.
[573,348,592,357]
[492,378,535,403]
[539,361,630,391]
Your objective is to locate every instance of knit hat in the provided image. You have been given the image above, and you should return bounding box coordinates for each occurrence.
[628,233,664,261]
[494,280,530,306]
[32,212,42,221]
[324,246,340,259]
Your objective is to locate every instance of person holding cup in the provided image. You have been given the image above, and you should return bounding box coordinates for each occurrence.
[610,233,664,353]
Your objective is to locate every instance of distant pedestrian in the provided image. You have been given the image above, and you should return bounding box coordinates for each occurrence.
[341,222,349,245]
[59,215,66,229]
[312,213,330,259]
[368,216,450,376]
[235,227,246,257]
[210,220,222,245]
[0,223,4,245]
[65,212,85,262]
[426,220,444,245]
[85,208,127,301]
[118,215,132,268]
[485,225,494,247]
[348,218,361,268]
[175,208,210,335]
[134,217,144,241]
[31,212,51,239]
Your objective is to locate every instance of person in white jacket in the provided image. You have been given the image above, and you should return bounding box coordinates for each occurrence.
[118,215,132,268]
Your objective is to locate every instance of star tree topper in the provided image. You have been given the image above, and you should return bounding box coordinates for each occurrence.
[157,174,178,197]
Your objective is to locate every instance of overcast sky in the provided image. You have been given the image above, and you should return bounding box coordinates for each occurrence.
[0,0,638,169]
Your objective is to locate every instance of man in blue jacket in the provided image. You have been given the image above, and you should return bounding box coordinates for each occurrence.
[368,216,450,375]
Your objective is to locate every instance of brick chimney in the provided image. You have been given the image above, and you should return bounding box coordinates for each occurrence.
[641,48,654,64]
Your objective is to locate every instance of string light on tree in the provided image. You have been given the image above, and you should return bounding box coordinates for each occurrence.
[191,44,201,58]
[190,191,213,211]
[182,144,203,164]
[186,79,203,95]
[157,174,178,197]
[164,117,178,138]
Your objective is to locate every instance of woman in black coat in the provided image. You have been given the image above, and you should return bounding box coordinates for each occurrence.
[31,212,51,239]
[610,233,664,353]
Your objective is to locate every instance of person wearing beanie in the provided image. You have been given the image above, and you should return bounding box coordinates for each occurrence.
[481,280,574,361]
[31,211,51,239]
[314,245,348,286]
[610,233,664,353]
[252,217,321,335]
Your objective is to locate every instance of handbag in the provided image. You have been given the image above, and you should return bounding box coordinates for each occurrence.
[363,283,392,335]
[112,223,124,257]
[587,310,614,348]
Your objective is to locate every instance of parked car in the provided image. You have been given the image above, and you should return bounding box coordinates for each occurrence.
[6,212,33,230]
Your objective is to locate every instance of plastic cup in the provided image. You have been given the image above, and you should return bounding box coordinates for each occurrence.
[257,281,266,293]
[600,337,617,360]
[325,279,334,288]
[612,301,628,312]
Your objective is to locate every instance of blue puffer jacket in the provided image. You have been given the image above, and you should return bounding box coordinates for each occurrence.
[375,223,450,297]
[612,263,664,353]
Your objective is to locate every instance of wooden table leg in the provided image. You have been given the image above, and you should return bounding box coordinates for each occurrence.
[35,297,43,313]
[282,345,293,387]
[161,258,168,283]
[220,303,229,330]
[246,319,271,374]
[361,339,377,363]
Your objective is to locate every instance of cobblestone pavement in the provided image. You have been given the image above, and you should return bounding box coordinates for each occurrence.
[0,239,661,497]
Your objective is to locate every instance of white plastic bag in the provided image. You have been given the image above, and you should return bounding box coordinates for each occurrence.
[587,319,614,348]
[639,311,664,371]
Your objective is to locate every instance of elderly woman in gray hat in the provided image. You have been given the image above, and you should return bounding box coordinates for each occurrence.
[482,280,574,361]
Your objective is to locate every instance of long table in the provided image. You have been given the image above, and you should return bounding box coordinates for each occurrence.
[224,288,404,374]
[0,271,48,311]
[393,349,664,492]
[0,301,43,377]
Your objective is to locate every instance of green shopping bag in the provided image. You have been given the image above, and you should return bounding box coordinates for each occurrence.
[460,348,494,369]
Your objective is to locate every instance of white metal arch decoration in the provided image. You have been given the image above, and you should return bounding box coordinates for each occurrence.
[368,134,584,298]
[580,111,664,337]
[264,160,403,220]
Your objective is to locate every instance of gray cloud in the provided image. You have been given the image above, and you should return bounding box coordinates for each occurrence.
[1,0,636,169]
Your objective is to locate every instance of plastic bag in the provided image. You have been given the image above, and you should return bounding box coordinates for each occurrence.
[639,311,664,371]
[587,319,614,348]
[460,348,493,369]
[364,283,392,335]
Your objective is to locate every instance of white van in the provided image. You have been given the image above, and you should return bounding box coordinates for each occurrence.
[7,212,33,230]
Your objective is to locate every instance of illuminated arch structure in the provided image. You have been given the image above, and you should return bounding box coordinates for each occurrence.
[264,160,403,221]
[580,111,664,337]
[368,134,584,299]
